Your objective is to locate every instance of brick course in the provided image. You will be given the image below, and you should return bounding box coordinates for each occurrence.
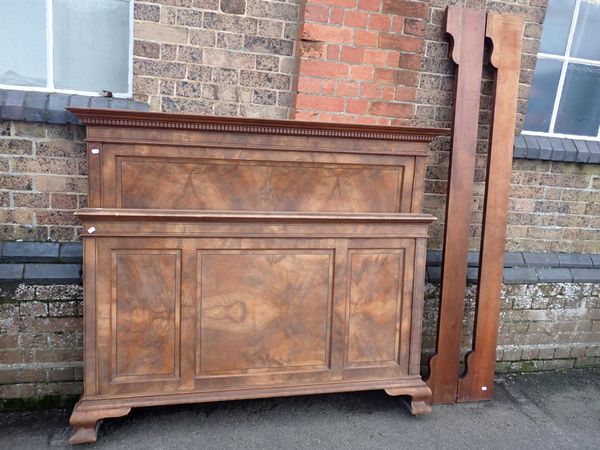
[293,0,429,124]
[421,282,600,375]
[133,0,300,118]
[2,280,598,404]
[0,284,83,403]
[0,123,86,241]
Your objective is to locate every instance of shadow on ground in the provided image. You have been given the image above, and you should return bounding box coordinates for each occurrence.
[1,369,598,449]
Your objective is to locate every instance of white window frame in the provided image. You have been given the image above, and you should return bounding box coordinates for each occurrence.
[0,0,133,98]
[522,0,600,141]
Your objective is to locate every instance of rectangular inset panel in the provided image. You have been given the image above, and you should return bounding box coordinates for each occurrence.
[197,251,333,375]
[346,250,403,365]
[118,158,402,213]
[112,250,180,381]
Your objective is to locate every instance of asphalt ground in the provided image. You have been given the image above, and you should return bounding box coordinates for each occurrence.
[1,368,598,449]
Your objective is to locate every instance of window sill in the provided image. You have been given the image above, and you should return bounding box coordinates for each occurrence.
[514,134,600,164]
[0,89,148,125]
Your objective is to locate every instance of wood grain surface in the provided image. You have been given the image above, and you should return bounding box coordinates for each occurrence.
[427,6,487,404]
[119,158,403,213]
[67,109,443,444]
[72,212,435,442]
[347,251,403,365]
[198,251,332,374]
[458,12,524,402]
[113,251,179,380]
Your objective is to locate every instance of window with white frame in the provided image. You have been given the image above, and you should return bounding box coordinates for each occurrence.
[0,0,133,97]
[523,0,600,140]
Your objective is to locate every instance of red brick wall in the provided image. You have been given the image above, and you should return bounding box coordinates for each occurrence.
[293,0,429,124]
[1,0,597,253]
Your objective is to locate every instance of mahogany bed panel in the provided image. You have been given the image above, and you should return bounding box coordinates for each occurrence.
[71,107,443,214]
[69,210,436,444]
[67,109,446,444]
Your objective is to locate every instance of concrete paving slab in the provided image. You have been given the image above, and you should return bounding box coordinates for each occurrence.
[0,369,598,449]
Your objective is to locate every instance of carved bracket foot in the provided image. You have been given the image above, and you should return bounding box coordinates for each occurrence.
[385,385,432,416]
[69,400,131,445]
[406,397,432,415]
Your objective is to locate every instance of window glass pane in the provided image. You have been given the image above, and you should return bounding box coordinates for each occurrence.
[523,59,563,133]
[539,0,576,55]
[571,0,600,61]
[53,0,130,93]
[0,0,47,87]
[555,63,600,136]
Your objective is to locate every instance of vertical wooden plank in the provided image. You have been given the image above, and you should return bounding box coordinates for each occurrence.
[101,145,117,208]
[87,143,101,208]
[409,238,427,375]
[95,239,112,394]
[427,6,486,404]
[398,243,415,374]
[82,237,97,395]
[333,240,348,376]
[411,156,426,213]
[179,239,196,390]
[458,12,524,402]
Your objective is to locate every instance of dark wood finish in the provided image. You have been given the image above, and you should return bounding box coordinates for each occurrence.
[71,211,435,442]
[69,107,446,141]
[198,250,332,374]
[427,6,487,404]
[69,403,130,445]
[69,108,447,214]
[458,12,524,402]
[67,110,445,443]
[118,158,402,212]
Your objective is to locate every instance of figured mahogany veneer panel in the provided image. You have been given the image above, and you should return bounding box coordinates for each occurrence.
[120,158,402,213]
[112,251,180,381]
[347,251,403,365]
[198,251,333,375]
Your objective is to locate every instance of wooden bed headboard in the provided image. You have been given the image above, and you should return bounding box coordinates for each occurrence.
[71,108,446,214]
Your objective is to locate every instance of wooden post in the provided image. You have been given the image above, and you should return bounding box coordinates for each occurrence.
[427,6,486,404]
[458,12,524,402]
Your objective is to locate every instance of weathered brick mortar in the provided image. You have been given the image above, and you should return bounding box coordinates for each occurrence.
[133,0,301,118]
[1,280,598,402]
[293,0,430,124]
[0,122,86,241]
[0,284,83,402]
[420,282,600,375]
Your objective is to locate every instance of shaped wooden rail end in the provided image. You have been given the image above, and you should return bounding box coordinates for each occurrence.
[458,12,524,402]
[426,6,486,405]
